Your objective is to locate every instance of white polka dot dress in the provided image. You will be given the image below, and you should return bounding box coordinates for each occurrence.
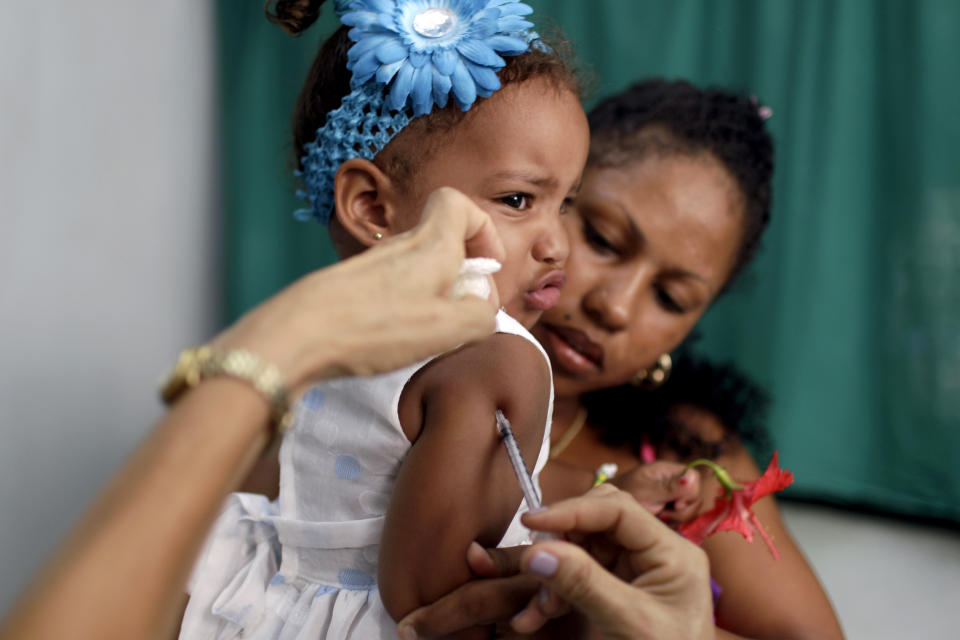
[179,311,553,639]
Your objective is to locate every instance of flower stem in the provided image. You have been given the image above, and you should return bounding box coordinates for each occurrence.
[684,458,743,495]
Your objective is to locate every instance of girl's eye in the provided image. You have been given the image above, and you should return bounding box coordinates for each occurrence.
[560,197,575,214]
[582,219,618,255]
[500,193,530,210]
[656,287,686,314]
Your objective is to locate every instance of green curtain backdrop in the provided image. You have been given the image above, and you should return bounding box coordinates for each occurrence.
[218,1,960,520]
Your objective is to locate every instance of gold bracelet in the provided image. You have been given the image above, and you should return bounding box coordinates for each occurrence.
[160,346,293,437]
[592,463,619,487]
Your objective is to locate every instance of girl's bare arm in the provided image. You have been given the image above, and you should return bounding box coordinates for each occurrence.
[379,332,550,625]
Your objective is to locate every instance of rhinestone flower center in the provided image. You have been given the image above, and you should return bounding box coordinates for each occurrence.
[412,8,457,38]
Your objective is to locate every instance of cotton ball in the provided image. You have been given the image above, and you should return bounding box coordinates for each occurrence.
[451,257,501,300]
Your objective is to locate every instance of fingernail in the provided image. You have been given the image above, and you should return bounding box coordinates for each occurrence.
[397,623,418,640]
[527,506,548,515]
[527,550,559,577]
[538,585,550,607]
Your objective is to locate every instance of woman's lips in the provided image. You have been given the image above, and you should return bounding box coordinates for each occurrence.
[524,271,566,311]
[543,324,604,374]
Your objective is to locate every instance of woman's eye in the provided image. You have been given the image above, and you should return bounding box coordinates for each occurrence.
[500,193,530,210]
[582,219,618,255]
[560,197,575,214]
[656,287,686,314]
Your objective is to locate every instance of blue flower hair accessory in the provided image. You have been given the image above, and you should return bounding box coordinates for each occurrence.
[295,0,537,225]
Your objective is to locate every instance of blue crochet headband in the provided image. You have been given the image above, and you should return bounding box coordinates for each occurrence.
[295,0,538,225]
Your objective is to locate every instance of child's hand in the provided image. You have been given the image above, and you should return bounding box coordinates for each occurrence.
[610,462,703,526]
[212,187,506,394]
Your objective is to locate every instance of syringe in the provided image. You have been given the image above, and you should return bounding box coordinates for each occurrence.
[495,409,543,511]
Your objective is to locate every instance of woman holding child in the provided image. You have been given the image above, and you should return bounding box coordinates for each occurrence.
[405,80,845,639]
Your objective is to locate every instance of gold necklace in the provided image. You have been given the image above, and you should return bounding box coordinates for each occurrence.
[549,407,588,459]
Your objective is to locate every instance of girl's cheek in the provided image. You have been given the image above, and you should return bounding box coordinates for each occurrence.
[491,269,515,299]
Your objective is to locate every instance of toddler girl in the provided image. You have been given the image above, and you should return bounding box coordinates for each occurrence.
[179,1,588,638]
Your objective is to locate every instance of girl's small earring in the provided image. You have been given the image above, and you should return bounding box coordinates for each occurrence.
[631,353,672,389]
[373,232,383,241]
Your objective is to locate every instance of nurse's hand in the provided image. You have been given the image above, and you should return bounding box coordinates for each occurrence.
[398,485,714,640]
[213,187,505,396]
[0,189,506,640]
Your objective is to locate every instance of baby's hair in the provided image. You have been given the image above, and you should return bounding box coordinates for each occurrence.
[587,78,775,292]
[583,354,772,462]
[265,0,582,185]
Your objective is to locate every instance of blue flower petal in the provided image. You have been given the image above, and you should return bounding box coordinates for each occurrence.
[432,48,458,75]
[431,66,452,107]
[376,38,409,64]
[388,63,416,111]
[411,66,433,116]
[348,23,392,44]
[348,33,394,60]
[483,34,528,55]
[457,39,503,68]
[408,50,429,68]
[469,9,500,38]
[451,58,477,110]
[497,16,533,32]
[376,58,405,84]
[352,50,381,84]
[377,11,397,32]
[366,0,394,14]
[465,60,501,92]
[340,10,382,30]
[495,3,534,17]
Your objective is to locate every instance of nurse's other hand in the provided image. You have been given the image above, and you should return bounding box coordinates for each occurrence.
[510,485,714,639]
[399,485,714,640]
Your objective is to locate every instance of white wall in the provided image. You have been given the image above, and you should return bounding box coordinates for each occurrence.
[782,502,960,640]
[0,1,217,613]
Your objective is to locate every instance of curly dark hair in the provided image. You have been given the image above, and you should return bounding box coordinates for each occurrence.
[587,78,775,292]
[583,354,772,463]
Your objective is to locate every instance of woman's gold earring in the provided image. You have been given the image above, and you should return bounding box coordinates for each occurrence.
[631,353,672,389]
[373,232,383,241]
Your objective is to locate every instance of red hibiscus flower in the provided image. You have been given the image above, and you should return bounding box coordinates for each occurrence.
[678,452,794,559]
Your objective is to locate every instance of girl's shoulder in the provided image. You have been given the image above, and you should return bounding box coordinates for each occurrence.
[398,328,551,444]
[426,330,549,396]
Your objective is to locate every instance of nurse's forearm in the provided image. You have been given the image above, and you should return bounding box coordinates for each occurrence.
[0,379,272,640]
